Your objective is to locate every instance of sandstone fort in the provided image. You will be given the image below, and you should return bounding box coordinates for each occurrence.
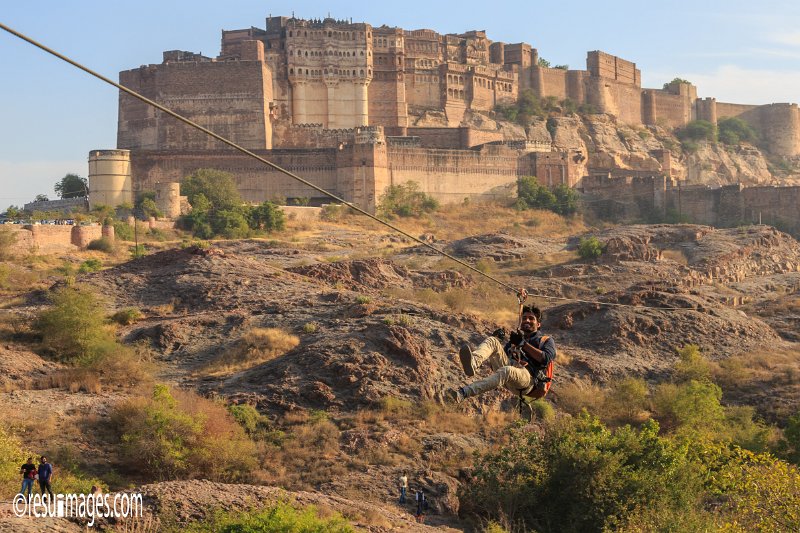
[87,14,800,229]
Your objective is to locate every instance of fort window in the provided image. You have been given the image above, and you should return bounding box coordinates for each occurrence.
[360,69,364,75]
[289,31,293,37]
[305,51,308,56]
[290,68,294,74]
[360,51,364,56]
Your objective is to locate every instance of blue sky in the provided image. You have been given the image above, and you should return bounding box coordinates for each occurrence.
[1,0,799,210]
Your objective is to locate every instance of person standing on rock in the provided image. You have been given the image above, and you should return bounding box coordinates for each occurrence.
[446,306,556,410]
[398,471,408,504]
[19,457,37,502]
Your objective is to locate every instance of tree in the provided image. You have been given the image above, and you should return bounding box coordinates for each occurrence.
[553,183,579,215]
[54,174,88,199]
[676,120,716,142]
[578,236,603,260]
[516,176,558,212]
[377,182,439,218]
[718,117,758,146]
[249,201,286,232]
[663,77,692,90]
[34,194,49,202]
[460,416,709,532]
[537,57,551,68]
[182,169,242,211]
[35,285,117,364]
[3,206,22,220]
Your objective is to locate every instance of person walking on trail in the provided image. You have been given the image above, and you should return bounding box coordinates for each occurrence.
[398,471,408,504]
[38,456,54,502]
[19,457,37,502]
[446,306,556,406]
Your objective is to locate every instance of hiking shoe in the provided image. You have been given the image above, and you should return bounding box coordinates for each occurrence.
[445,387,465,404]
[459,345,476,377]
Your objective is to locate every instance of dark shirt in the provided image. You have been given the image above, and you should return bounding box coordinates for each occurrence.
[38,463,52,482]
[21,463,36,479]
[504,330,557,370]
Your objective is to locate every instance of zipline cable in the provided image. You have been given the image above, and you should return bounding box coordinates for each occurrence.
[0,22,698,312]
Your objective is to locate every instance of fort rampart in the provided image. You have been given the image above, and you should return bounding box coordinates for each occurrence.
[6,224,103,255]
[582,174,800,234]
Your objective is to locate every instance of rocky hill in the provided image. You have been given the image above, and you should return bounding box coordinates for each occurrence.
[453,110,800,187]
[1,217,799,530]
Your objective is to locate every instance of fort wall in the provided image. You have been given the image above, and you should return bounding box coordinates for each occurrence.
[646,90,693,128]
[6,225,103,255]
[582,174,800,234]
[118,49,273,151]
[385,145,525,203]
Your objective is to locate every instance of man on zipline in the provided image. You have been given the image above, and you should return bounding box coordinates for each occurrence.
[446,305,556,405]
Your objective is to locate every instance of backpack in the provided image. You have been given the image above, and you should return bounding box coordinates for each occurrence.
[523,335,554,400]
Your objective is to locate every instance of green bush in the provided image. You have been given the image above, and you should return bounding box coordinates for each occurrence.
[211,209,251,239]
[181,502,353,533]
[111,385,257,482]
[461,414,800,532]
[110,308,142,326]
[378,181,439,218]
[112,220,134,241]
[676,120,716,143]
[529,399,554,421]
[674,344,711,382]
[460,416,707,532]
[130,244,146,258]
[78,259,103,273]
[516,177,579,215]
[718,117,758,146]
[227,403,275,440]
[248,201,285,233]
[778,412,800,465]
[87,237,114,253]
[35,285,117,363]
[578,237,603,260]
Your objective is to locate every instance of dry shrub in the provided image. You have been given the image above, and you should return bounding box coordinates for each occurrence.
[110,384,257,482]
[204,327,299,374]
[425,407,480,434]
[390,433,423,458]
[482,408,517,430]
[362,508,392,529]
[442,288,471,312]
[714,348,800,393]
[555,379,606,416]
[31,343,155,393]
[378,396,414,421]
[660,248,688,264]
[260,412,345,490]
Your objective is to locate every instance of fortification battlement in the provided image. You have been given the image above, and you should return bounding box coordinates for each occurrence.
[288,17,364,30]
[163,50,212,63]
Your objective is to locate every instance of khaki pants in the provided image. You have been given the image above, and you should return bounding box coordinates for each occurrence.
[463,336,532,397]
